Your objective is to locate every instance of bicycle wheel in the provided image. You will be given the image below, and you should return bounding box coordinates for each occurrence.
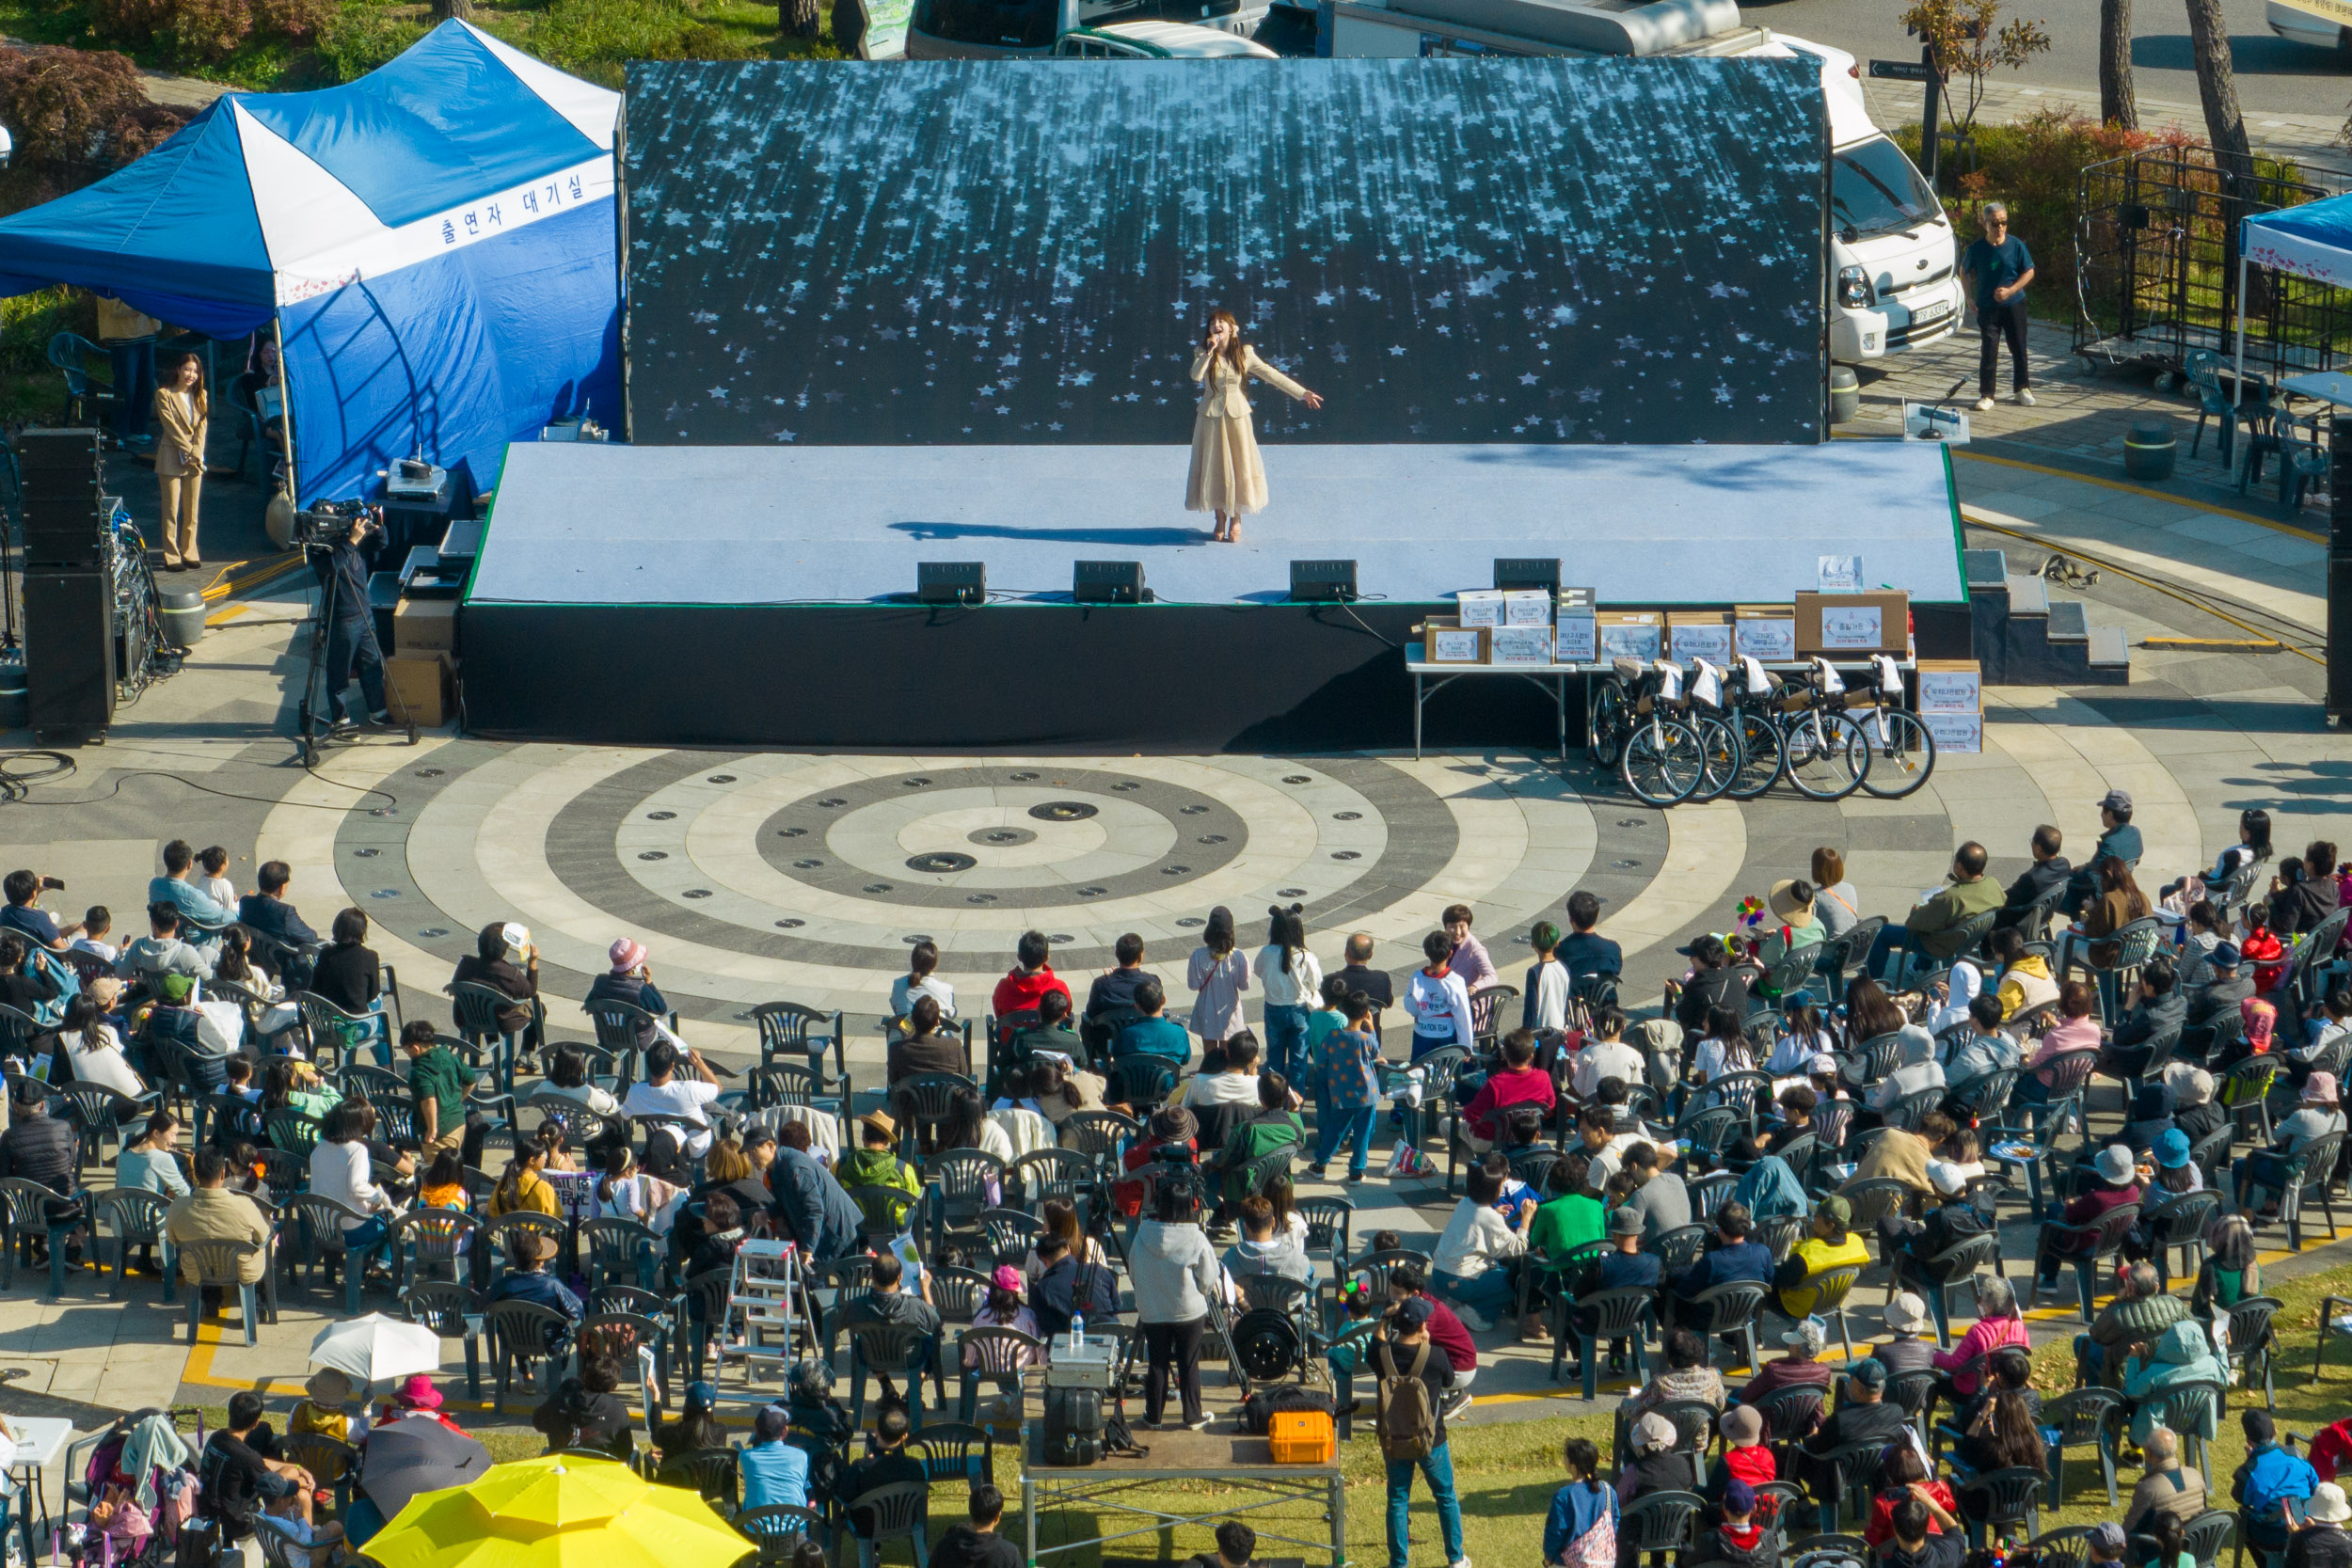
[1586,679,1627,770]
[1855,707,1938,800]
[1783,709,1871,800]
[1620,715,1706,807]
[1688,714,1740,803]
[1724,710,1785,800]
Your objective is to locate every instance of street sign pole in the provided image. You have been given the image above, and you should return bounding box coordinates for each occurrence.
[1921,44,1941,189]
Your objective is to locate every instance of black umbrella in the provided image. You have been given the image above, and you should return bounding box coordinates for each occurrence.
[359,1416,493,1521]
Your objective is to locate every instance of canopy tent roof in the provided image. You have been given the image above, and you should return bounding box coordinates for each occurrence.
[2242,193,2352,291]
[0,21,617,336]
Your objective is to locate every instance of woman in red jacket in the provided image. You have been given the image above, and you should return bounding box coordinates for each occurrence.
[1461,1029,1557,1152]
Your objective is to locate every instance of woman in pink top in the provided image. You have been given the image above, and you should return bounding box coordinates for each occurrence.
[2014,981,2103,1111]
[1931,1274,2026,1395]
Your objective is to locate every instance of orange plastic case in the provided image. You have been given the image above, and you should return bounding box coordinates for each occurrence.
[1267,1411,1336,1464]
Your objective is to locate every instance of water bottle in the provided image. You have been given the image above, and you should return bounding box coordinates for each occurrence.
[1071,1312,1085,1354]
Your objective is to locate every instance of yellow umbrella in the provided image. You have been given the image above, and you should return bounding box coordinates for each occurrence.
[363,1453,754,1568]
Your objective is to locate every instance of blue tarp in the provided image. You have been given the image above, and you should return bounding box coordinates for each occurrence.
[0,21,620,504]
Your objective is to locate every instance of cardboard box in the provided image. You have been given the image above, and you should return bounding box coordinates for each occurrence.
[1915,657,1983,715]
[393,595,456,654]
[1795,590,1909,656]
[1502,590,1552,628]
[1490,625,1553,665]
[1422,620,1487,665]
[1922,710,1982,753]
[1455,590,1504,628]
[385,653,453,726]
[1666,611,1732,665]
[1734,604,1798,662]
[1554,614,1597,664]
[1595,610,1662,662]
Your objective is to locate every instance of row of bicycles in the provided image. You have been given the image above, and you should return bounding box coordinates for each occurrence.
[1588,652,1937,808]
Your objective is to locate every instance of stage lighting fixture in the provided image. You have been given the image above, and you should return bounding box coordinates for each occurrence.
[1494,557,1562,594]
[916,561,985,606]
[1289,559,1359,603]
[1073,561,1149,604]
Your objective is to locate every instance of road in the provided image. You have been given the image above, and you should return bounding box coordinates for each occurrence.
[1743,0,2352,118]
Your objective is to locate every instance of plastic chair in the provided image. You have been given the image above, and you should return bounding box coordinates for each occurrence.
[278,1431,358,1513]
[2032,1203,2141,1322]
[752,1001,847,1092]
[738,1505,831,1561]
[1009,1147,1094,1212]
[404,1279,485,1400]
[389,1208,482,1290]
[846,1480,930,1568]
[2041,1385,2122,1507]
[908,1420,994,1485]
[1107,1055,1177,1112]
[955,1324,1040,1422]
[1957,1465,2045,1549]
[88,1186,173,1302]
[485,1298,570,1413]
[45,333,106,424]
[449,981,530,1094]
[1898,1234,2003,1348]
[2140,1190,2220,1293]
[848,1320,933,1429]
[0,1176,78,1298]
[2277,1131,2344,1250]
[179,1238,264,1346]
[653,1448,738,1507]
[1552,1284,1655,1398]
[1618,1489,1703,1565]
[2224,1295,2282,1410]
[1677,1279,1769,1372]
[583,1216,660,1291]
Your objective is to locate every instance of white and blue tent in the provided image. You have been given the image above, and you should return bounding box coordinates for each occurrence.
[0,21,619,506]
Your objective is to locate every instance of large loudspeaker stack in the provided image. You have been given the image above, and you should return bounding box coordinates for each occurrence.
[17,428,116,740]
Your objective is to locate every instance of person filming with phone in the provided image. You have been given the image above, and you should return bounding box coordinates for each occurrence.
[0,871,80,953]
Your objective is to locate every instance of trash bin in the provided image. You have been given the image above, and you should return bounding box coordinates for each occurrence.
[158,588,207,651]
[0,663,26,731]
[1830,366,1861,423]
[2123,418,2177,483]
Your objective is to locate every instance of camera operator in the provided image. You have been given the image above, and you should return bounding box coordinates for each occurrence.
[310,509,389,731]
[0,872,78,953]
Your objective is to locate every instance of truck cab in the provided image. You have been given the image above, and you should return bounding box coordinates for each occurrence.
[1317,0,1962,364]
[908,0,1269,56]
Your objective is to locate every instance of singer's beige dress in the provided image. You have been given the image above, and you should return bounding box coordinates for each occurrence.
[1186,345,1309,515]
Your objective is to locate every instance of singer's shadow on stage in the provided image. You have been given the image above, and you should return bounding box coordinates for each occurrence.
[892,521,1211,546]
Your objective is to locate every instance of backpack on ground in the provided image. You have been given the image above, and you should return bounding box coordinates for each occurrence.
[1372,1339,1438,1464]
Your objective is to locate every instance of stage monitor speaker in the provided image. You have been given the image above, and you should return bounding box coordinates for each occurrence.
[2331,415,2352,721]
[24,570,115,736]
[916,561,985,606]
[1493,557,1562,594]
[1289,559,1359,603]
[14,427,100,475]
[1073,561,1148,605]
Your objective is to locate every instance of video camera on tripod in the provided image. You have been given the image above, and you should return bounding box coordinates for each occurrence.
[293,498,377,549]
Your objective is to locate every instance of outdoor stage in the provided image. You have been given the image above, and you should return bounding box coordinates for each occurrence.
[459,440,1970,752]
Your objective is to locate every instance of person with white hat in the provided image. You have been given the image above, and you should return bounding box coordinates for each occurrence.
[1619,1410,1698,1502]
[1875,1292,1938,1375]
[2297,1483,2352,1554]
[1733,1317,1833,1424]
[450,920,542,1069]
[2169,1065,2227,1147]
[2236,1072,2348,1218]
[2036,1143,2143,1292]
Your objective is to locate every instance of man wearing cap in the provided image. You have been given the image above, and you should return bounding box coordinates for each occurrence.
[1867,843,2004,979]
[2185,943,2255,1038]
[1734,1318,1833,1426]
[1370,1297,1469,1568]
[837,1110,921,1197]
[2064,790,2143,912]
[1386,1260,1481,1418]
[1876,1293,1940,1374]
[2082,1259,2188,1386]
[1772,1197,1869,1319]
[1795,1356,1910,1505]
[450,920,542,1067]
[2237,1072,2348,1217]
[1554,1208,1659,1380]
[2237,1410,2320,1564]
[489,1228,584,1358]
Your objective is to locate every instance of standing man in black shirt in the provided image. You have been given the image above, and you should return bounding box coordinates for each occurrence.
[929,1484,1024,1568]
[1334,934,1394,1011]
[1558,891,1624,981]
[311,508,389,731]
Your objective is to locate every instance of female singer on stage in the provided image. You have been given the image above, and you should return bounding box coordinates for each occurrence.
[1186,309,1323,544]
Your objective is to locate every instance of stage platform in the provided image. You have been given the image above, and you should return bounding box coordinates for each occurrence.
[460,440,1970,751]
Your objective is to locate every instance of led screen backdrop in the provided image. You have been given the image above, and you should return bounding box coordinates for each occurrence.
[624,57,1828,447]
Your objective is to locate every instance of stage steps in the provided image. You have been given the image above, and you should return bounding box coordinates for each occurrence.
[1963,548,2130,687]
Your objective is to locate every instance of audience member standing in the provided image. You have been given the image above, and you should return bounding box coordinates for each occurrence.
[1963,202,2035,412]
[1187,908,1250,1056]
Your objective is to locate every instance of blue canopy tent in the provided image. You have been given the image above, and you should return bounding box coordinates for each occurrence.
[2237,194,2352,405]
[0,21,619,506]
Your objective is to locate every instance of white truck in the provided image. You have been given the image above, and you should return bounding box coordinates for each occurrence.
[1319,0,1964,364]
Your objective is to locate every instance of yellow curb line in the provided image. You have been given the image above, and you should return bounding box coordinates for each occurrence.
[1951,448,2327,544]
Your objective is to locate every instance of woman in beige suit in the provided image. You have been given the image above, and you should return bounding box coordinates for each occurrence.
[153,353,208,569]
[1187,309,1323,544]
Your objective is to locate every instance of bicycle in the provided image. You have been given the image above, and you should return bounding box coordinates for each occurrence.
[1773,656,1874,801]
[1720,657,1788,800]
[1586,657,1708,808]
[1680,657,1741,804]
[1846,653,1937,800]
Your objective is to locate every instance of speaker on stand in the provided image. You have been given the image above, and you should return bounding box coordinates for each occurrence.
[2331,417,2352,725]
[15,428,115,742]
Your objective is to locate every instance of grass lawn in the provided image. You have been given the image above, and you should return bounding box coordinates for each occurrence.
[172,1247,2352,1568]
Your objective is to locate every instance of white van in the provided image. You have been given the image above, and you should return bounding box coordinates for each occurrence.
[1320,0,1963,363]
[2264,0,2352,52]
[909,0,1269,55]
[1053,20,1281,51]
